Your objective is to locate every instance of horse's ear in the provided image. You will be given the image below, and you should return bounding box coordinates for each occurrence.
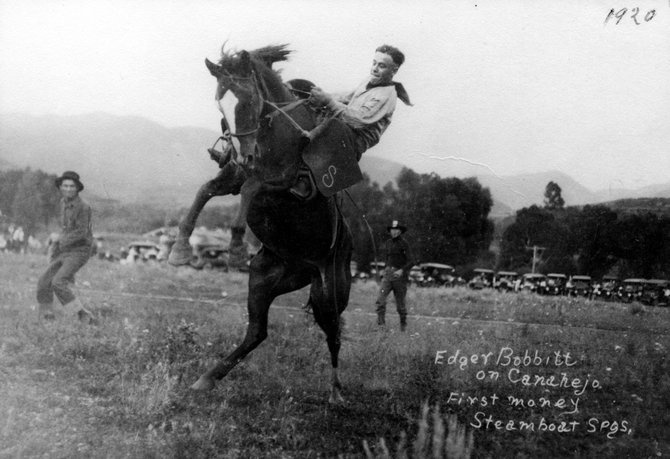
[239,51,252,75]
[205,58,220,76]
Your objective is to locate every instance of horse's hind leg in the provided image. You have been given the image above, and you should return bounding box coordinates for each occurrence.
[169,163,246,266]
[191,248,312,390]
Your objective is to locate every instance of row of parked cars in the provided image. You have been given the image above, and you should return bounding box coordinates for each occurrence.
[116,240,229,270]
[466,270,670,306]
[353,262,465,287]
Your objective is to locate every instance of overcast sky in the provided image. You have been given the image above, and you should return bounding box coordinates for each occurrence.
[1,0,668,191]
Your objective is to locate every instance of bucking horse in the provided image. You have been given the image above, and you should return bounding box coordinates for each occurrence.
[188,44,357,403]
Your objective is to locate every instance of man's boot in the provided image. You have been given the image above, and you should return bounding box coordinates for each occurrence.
[400,315,407,332]
[377,313,386,326]
[70,297,96,325]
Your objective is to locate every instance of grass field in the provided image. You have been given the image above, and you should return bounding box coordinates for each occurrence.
[1,252,669,458]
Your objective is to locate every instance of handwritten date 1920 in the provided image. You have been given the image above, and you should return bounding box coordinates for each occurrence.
[605,7,656,25]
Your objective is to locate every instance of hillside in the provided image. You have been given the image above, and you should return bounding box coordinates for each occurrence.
[0,112,217,207]
[1,112,666,215]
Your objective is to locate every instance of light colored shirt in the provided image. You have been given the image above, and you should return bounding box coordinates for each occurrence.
[326,78,397,153]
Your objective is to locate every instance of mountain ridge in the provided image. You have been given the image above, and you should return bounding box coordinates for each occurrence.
[1,112,667,213]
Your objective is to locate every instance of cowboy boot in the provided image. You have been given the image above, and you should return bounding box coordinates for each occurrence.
[400,315,407,332]
[377,313,386,326]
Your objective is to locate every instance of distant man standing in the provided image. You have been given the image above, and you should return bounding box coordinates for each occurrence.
[375,220,415,331]
[37,171,95,322]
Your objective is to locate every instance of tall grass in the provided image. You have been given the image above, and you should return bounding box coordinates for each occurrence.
[1,253,669,457]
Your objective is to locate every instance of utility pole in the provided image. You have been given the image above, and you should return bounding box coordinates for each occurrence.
[525,245,546,273]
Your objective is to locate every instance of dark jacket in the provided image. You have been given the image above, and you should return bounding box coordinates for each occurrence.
[383,236,415,276]
[58,195,93,252]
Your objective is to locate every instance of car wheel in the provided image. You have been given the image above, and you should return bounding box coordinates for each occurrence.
[189,256,205,270]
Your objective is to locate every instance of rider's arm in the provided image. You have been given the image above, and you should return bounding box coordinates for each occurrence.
[325,86,397,129]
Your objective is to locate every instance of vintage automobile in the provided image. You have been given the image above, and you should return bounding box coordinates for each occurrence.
[618,278,646,303]
[123,241,161,262]
[566,275,593,297]
[542,273,567,295]
[419,262,456,287]
[409,265,424,285]
[591,275,621,301]
[494,271,518,292]
[468,268,495,289]
[189,243,229,270]
[520,273,546,293]
[640,279,670,306]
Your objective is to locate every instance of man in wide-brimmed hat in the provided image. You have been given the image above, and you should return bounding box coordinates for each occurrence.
[374,220,415,331]
[37,171,95,323]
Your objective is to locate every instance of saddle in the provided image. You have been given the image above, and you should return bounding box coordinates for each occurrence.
[301,117,363,197]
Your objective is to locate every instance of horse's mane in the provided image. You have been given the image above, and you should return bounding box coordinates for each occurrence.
[217,43,293,101]
[218,43,291,72]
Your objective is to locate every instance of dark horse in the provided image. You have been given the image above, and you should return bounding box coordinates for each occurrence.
[190,45,353,403]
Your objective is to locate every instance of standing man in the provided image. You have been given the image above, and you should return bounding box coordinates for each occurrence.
[375,220,415,331]
[37,171,95,322]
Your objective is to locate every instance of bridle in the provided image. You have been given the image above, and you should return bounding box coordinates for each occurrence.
[217,68,312,141]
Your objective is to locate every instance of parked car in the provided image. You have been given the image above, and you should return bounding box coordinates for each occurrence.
[640,279,670,306]
[566,275,593,297]
[124,241,161,262]
[592,275,621,301]
[520,273,546,293]
[619,278,646,303]
[468,268,495,289]
[369,261,386,280]
[409,265,424,285]
[494,271,518,292]
[419,262,455,287]
[543,273,567,295]
[189,243,229,270]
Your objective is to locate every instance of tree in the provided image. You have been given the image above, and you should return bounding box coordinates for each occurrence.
[2,169,60,235]
[499,205,573,273]
[565,205,618,277]
[341,168,495,271]
[544,181,565,210]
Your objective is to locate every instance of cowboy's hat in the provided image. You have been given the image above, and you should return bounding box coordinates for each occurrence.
[55,171,84,191]
[387,220,407,233]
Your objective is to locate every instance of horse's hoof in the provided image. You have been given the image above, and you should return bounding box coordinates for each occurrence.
[190,376,215,391]
[328,391,345,405]
[168,241,193,266]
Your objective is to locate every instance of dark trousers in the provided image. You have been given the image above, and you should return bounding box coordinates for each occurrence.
[375,269,408,322]
[37,249,90,305]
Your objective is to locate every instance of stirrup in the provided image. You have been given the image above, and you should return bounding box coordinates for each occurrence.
[208,136,232,168]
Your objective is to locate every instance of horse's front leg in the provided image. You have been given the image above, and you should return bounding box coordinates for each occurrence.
[191,248,312,390]
[227,176,261,268]
[169,163,245,266]
[311,226,353,404]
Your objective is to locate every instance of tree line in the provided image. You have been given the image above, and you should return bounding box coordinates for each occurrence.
[7,168,665,280]
[342,167,495,272]
[499,182,670,279]
[0,168,237,236]
[0,169,61,235]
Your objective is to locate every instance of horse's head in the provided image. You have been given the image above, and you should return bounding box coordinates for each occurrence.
[206,51,264,168]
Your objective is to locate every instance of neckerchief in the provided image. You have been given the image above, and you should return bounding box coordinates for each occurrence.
[366,81,413,106]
